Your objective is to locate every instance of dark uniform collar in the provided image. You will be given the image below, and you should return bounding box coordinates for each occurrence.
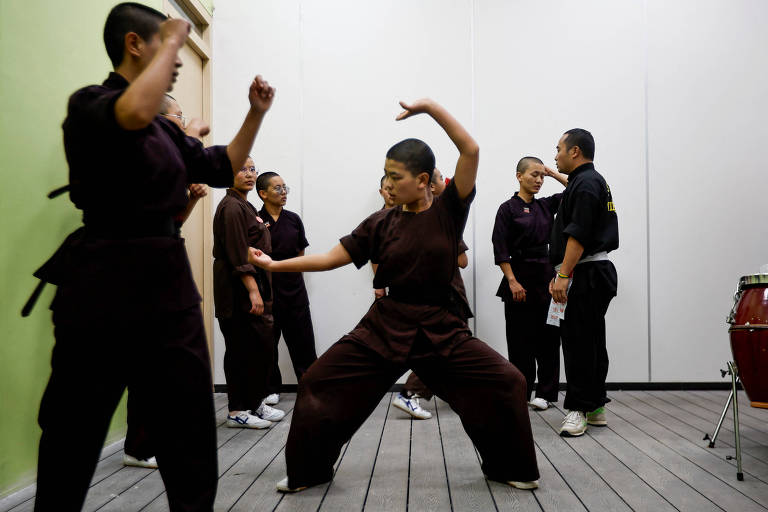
[103,72,130,89]
[226,188,250,204]
[512,191,534,205]
[568,162,595,178]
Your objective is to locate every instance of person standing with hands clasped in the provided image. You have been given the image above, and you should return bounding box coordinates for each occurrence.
[492,156,567,411]
[548,129,618,437]
[33,3,276,509]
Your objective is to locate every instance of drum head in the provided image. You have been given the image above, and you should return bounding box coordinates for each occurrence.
[739,274,768,289]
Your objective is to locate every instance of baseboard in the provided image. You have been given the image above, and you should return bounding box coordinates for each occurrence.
[212,382,741,394]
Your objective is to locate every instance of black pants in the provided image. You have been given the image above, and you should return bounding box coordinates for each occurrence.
[503,299,560,402]
[267,300,317,394]
[560,261,617,412]
[285,335,539,488]
[124,392,152,459]
[35,305,218,512]
[219,306,275,412]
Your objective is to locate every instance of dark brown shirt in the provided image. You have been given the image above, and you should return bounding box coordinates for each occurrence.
[45,72,233,314]
[213,190,272,318]
[339,180,475,361]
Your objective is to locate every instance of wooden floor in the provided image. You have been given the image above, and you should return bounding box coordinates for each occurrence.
[3,390,768,511]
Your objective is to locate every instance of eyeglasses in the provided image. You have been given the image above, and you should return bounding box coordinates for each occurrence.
[162,113,188,128]
[273,185,290,195]
[239,166,258,175]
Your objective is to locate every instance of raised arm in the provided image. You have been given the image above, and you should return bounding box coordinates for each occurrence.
[115,19,190,130]
[226,76,275,174]
[396,99,479,200]
[248,243,352,273]
[543,165,568,187]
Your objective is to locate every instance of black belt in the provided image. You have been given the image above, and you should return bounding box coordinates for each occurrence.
[511,244,549,260]
[388,286,452,307]
[83,216,179,239]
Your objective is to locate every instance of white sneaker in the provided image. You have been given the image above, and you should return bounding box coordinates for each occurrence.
[123,454,158,469]
[254,403,285,422]
[392,393,432,420]
[560,410,588,437]
[507,480,539,490]
[528,398,549,410]
[227,411,271,429]
[276,476,308,493]
[264,393,280,405]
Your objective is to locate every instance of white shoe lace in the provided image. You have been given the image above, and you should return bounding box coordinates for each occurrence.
[562,411,584,429]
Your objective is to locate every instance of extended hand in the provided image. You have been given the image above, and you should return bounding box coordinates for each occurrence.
[508,280,527,302]
[248,75,275,114]
[395,99,435,121]
[185,118,210,139]
[248,247,273,269]
[188,183,208,200]
[374,288,386,300]
[550,276,569,304]
[159,18,190,47]
[543,165,556,177]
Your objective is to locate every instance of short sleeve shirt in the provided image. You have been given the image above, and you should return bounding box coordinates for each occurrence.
[258,207,310,306]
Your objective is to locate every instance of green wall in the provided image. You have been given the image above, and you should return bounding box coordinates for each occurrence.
[0,0,162,497]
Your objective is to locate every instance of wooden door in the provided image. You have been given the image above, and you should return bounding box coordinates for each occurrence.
[163,0,216,367]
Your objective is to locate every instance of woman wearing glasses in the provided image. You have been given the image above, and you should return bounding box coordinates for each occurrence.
[256,173,318,406]
[213,157,286,428]
[249,99,539,492]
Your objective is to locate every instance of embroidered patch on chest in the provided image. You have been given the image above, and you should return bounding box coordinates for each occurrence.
[523,207,530,214]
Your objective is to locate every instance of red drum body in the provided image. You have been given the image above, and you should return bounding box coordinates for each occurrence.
[728,274,768,408]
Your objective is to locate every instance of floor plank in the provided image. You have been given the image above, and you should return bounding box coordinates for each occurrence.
[607,392,768,511]
[434,398,499,512]
[6,391,768,512]
[363,394,411,512]
[320,394,391,511]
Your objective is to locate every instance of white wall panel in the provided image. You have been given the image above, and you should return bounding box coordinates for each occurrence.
[473,0,648,380]
[647,0,768,381]
[210,0,767,385]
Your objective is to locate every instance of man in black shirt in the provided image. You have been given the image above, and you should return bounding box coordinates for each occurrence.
[34,3,274,510]
[549,128,618,437]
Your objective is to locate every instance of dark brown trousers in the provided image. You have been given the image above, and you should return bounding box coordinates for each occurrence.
[504,299,561,402]
[285,335,539,488]
[35,305,217,512]
[219,306,275,412]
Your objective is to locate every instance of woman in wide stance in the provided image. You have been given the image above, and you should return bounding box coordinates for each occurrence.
[249,99,539,492]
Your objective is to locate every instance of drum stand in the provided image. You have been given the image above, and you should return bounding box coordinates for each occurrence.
[702,361,743,481]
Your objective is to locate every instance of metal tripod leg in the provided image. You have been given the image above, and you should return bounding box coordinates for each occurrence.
[728,361,744,481]
[703,387,733,448]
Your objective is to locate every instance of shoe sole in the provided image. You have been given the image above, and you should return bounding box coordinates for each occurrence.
[392,400,432,419]
[508,481,539,490]
[528,403,549,411]
[123,461,158,469]
[277,484,308,493]
[227,422,271,429]
[559,428,587,437]
[587,420,607,426]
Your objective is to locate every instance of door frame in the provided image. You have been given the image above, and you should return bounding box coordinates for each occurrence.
[163,0,216,368]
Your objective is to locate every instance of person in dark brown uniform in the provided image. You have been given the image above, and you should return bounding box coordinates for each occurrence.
[492,157,567,412]
[214,157,286,428]
[33,4,275,510]
[392,170,471,420]
[257,172,317,405]
[249,99,539,492]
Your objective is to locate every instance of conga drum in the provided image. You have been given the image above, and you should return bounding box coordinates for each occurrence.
[727,274,768,409]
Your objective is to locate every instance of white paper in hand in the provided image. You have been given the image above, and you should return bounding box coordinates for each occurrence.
[546,299,566,326]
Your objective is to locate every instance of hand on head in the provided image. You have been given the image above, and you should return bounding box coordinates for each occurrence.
[249,75,275,113]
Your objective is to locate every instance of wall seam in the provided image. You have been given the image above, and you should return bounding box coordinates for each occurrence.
[470,0,478,336]
[643,0,652,383]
